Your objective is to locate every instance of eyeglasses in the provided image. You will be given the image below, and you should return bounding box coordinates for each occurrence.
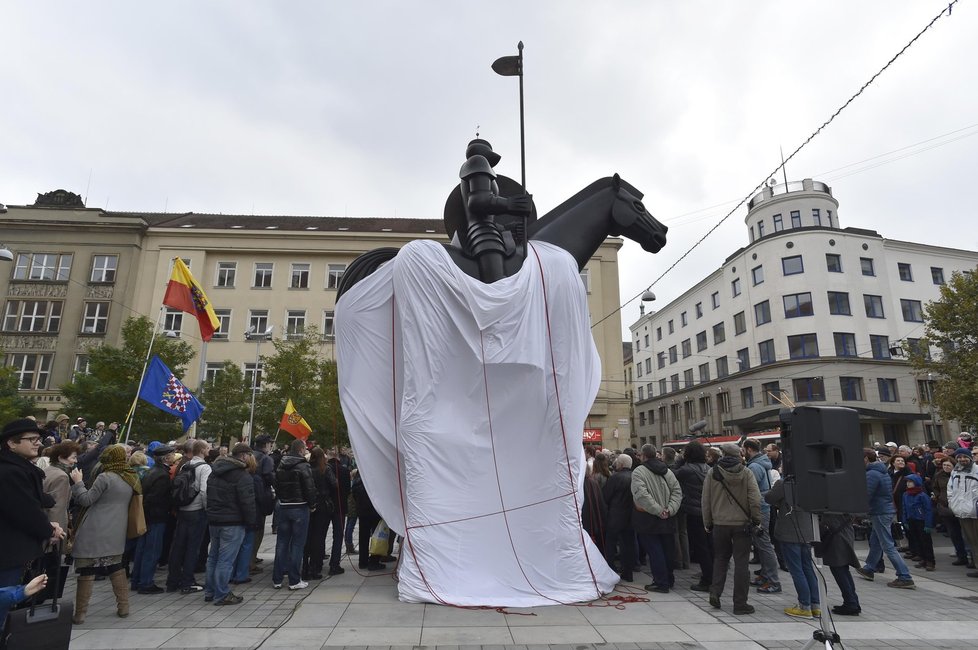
[18,435,42,444]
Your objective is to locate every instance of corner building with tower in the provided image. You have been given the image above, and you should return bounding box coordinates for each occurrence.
[629,179,978,449]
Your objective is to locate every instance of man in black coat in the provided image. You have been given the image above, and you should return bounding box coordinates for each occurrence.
[324,448,350,575]
[249,435,276,572]
[273,440,317,589]
[602,454,636,581]
[204,443,256,605]
[0,419,64,588]
[131,445,175,594]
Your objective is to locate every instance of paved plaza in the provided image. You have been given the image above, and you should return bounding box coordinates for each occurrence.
[65,524,977,649]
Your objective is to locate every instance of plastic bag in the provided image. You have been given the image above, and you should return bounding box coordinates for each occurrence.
[368,520,390,556]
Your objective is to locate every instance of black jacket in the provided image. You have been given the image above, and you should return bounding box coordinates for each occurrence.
[310,465,338,514]
[675,461,708,516]
[602,468,634,531]
[78,429,116,486]
[205,457,256,527]
[141,464,172,524]
[351,476,378,520]
[253,450,276,516]
[0,450,54,570]
[326,458,351,516]
[275,455,317,508]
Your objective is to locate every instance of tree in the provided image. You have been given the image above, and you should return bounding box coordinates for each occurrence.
[912,268,978,428]
[60,316,195,442]
[0,366,37,423]
[196,362,250,445]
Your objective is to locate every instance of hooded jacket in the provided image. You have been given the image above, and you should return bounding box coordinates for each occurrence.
[745,451,774,514]
[765,479,813,543]
[141,462,172,524]
[275,454,317,507]
[630,457,682,534]
[865,461,895,516]
[702,456,761,529]
[205,456,256,527]
[900,475,933,527]
[948,462,978,520]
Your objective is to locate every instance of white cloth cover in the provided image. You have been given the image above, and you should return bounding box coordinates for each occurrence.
[335,240,619,606]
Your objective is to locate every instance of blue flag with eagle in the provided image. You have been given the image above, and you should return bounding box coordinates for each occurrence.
[138,356,205,431]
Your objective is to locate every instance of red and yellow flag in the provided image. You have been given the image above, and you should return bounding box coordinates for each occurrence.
[280,399,312,441]
[162,258,221,341]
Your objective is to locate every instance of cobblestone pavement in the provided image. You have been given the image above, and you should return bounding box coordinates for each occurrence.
[64,524,978,649]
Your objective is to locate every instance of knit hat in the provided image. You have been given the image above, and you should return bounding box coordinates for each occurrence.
[55,414,70,423]
[231,442,253,455]
[954,447,973,457]
[720,442,742,458]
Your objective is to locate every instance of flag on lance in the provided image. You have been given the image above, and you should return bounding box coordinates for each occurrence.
[137,355,205,431]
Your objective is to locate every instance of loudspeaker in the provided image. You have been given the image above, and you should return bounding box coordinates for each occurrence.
[780,405,868,514]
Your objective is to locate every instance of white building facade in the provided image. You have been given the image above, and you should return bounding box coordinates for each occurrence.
[630,179,978,449]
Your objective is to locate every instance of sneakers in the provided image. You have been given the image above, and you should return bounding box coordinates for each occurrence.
[855,567,874,581]
[289,581,309,591]
[749,575,766,586]
[733,604,755,615]
[180,584,204,594]
[811,608,821,617]
[886,578,916,589]
[756,583,782,594]
[784,605,812,619]
[708,595,721,609]
[215,593,243,606]
[272,582,282,589]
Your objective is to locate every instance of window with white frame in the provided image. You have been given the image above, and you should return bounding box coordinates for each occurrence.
[163,308,183,336]
[81,302,109,334]
[90,254,118,283]
[253,262,273,288]
[290,263,310,289]
[286,310,306,337]
[8,353,53,390]
[244,363,264,391]
[212,309,231,340]
[74,354,90,377]
[248,309,269,334]
[204,362,226,383]
[216,262,237,288]
[579,268,591,293]
[327,264,347,290]
[323,310,335,339]
[3,300,63,333]
[13,252,72,281]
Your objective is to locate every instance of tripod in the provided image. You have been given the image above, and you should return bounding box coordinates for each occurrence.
[802,513,841,650]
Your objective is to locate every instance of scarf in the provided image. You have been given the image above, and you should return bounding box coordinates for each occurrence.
[53,460,74,477]
[905,483,924,496]
[99,444,142,494]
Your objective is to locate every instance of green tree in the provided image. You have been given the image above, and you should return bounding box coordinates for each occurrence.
[0,366,37,423]
[60,316,195,442]
[196,361,250,445]
[912,268,978,427]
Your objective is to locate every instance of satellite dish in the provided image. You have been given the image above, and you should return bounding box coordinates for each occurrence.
[689,420,708,433]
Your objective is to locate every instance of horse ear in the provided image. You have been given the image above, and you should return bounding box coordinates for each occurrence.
[612,173,621,190]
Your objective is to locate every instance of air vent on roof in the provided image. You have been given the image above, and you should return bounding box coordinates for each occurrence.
[230,225,244,229]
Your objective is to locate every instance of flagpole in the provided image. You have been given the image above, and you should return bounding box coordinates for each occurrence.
[123,305,166,444]
[517,41,528,261]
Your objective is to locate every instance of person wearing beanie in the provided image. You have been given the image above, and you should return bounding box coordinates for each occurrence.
[203,443,256,606]
[901,474,935,571]
[949,447,978,578]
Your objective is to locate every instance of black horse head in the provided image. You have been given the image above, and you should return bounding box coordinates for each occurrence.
[609,174,668,254]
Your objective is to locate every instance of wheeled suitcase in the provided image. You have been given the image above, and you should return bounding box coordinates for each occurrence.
[2,544,73,650]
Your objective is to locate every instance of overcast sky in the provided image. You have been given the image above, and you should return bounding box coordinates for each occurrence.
[3,1,975,338]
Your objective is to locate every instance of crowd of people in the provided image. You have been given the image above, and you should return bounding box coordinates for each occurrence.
[585,433,978,619]
[0,414,398,635]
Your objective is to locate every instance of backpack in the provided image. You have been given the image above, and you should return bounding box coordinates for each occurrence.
[170,462,200,507]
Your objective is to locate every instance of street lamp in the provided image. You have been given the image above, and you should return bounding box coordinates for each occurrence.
[245,325,273,443]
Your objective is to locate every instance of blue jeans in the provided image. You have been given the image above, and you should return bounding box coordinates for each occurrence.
[232,529,255,583]
[273,506,310,586]
[781,542,819,609]
[167,509,209,589]
[131,522,166,589]
[863,513,911,581]
[205,525,246,603]
[344,514,357,549]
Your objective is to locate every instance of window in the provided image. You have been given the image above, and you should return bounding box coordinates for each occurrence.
[699,395,712,417]
[718,391,730,413]
[783,292,814,318]
[757,220,766,237]
[244,363,264,391]
[790,210,801,228]
[741,386,754,409]
[731,278,741,297]
[204,362,225,383]
[906,338,930,360]
[878,378,899,402]
[681,339,691,358]
[758,339,776,364]
[900,299,924,322]
[827,209,833,227]
[74,354,90,377]
[644,334,649,347]
[7,353,52,390]
[90,255,118,283]
[638,410,645,425]
[327,264,346,290]
[657,352,666,369]
[163,308,183,336]
[898,263,913,282]
[659,378,667,395]
[695,303,703,319]
[668,320,675,334]
[290,263,310,289]
[782,255,804,276]
[212,309,231,340]
[81,302,109,334]
[840,377,864,401]
[713,322,725,345]
[754,300,771,326]
[286,310,306,337]
[698,363,710,383]
[656,327,662,341]
[736,348,750,371]
[2,300,62,333]
[860,257,875,276]
[716,356,729,379]
[864,295,885,318]
[762,381,782,406]
[696,331,708,352]
[812,208,821,226]
[773,214,783,232]
[636,363,643,378]
[833,332,857,357]
[13,252,72,281]
[670,374,680,392]
[931,267,945,285]
[254,262,273,288]
[680,311,688,327]
[683,369,694,388]
[637,386,644,402]
[216,262,237,288]
[751,265,764,286]
[870,334,891,359]
[827,291,851,315]
[579,268,590,293]
[711,291,720,309]
[749,226,755,242]
[668,346,677,364]
[684,399,695,420]
[645,358,652,373]
[793,377,826,402]
[917,379,936,405]
[788,333,819,359]
[248,309,269,334]
[734,311,746,335]
[825,254,842,272]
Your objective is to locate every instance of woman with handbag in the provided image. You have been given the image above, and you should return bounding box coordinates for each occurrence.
[68,444,142,623]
